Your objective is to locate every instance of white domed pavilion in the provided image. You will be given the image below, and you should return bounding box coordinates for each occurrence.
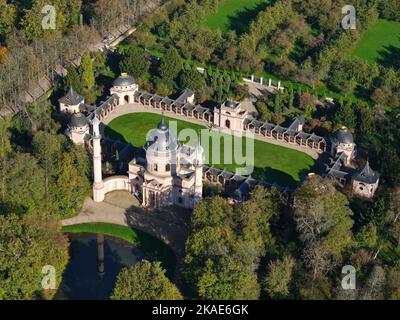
[128,119,203,209]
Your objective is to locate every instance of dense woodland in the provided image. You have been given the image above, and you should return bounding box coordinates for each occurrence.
[0,0,400,300]
[0,0,156,299]
[184,179,400,299]
[0,0,159,114]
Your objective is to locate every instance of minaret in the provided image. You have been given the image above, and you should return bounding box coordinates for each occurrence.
[194,144,204,206]
[92,114,105,202]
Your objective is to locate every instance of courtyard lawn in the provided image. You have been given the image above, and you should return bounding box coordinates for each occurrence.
[202,0,271,34]
[62,223,176,275]
[105,113,315,188]
[352,19,400,67]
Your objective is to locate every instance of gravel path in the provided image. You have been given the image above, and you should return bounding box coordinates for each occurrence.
[61,192,190,286]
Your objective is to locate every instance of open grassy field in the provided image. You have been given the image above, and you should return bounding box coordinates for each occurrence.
[352,19,400,67]
[62,223,176,274]
[202,0,271,34]
[105,113,315,188]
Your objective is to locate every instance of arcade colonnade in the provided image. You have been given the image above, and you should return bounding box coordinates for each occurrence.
[94,90,326,154]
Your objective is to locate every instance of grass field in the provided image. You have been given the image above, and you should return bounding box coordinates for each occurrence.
[202,0,271,34]
[352,19,400,67]
[62,223,176,275]
[105,113,315,188]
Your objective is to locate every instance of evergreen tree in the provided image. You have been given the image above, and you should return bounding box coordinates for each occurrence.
[80,52,95,89]
[180,67,206,91]
[159,47,182,81]
[64,65,83,93]
[288,87,294,109]
[119,47,151,81]
[359,107,375,137]
[32,131,63,206]
[274,93,282,115]
[334,102,356,130]
[216,82,224,103]
[224,74,231,94]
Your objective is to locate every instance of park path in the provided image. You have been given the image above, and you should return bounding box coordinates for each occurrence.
[100,102,320,159]
[61,192,190,287]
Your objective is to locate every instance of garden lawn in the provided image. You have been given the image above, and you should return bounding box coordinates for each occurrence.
[62,223,176,275]
[202,0,271,34]
[352,19,400,66]
[105,113,315,188]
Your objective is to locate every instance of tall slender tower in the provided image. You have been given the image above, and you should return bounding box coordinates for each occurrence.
[92,114,105,202]
[194,144,204,206]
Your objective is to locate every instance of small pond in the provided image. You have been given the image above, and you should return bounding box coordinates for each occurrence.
[55,233,144,300]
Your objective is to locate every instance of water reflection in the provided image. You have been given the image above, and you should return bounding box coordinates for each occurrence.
[56,233,144,300]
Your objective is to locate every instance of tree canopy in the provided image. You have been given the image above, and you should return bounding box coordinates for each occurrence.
[0,212,69,300]
[111,261,182,300]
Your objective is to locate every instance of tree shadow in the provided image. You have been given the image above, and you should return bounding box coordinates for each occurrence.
[106,51,122,77]
[225,1,273,35]
[377,44,400,70]
[96,74,114,92]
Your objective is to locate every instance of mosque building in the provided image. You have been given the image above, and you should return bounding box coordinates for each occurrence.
[59,73,380,206]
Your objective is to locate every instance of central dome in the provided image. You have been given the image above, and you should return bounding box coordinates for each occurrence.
[157,118,168,131]
[145,119,178,155]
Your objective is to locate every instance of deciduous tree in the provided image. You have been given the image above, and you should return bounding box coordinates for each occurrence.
[0,212,69,299]
[111,261,182,300]
[264,256,295,298]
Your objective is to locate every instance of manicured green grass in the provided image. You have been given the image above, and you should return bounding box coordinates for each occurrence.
[352,19,400,66]
[105,113,315,188]
[62,223,176,275]
[202,0,271,34]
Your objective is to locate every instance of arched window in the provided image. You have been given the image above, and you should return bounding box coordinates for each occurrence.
[124,95,130,103]
[153,164,158,172]
[225,119,231,129]
[166,164,171,172]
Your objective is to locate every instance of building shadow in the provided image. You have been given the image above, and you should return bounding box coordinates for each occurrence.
[102,125,130,145]
[123,204,195,297]
[252,166,298,189]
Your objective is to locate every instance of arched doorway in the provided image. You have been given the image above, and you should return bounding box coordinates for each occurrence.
[225,119,231,129]
[124,95,130,103]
